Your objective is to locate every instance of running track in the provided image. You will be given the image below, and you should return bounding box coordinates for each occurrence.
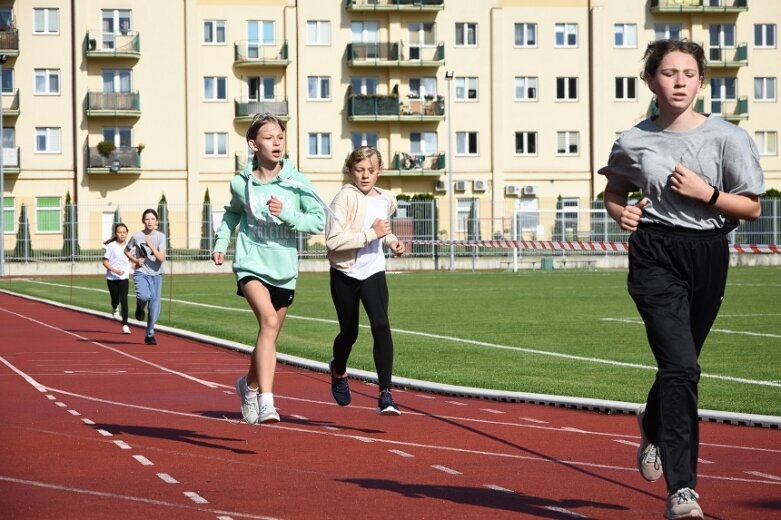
[1,292,779,520]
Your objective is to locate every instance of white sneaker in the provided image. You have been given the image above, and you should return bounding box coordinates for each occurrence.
[121,325,131,334]
[637,403,662,482]
[665,488,703,519]
[259,402,280,423]
[234,376,259,425]
[112,308,120,320]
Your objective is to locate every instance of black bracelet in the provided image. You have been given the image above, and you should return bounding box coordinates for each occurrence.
[707,185,720,205]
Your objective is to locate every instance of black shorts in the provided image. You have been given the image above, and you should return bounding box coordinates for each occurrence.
[237,277,295,310]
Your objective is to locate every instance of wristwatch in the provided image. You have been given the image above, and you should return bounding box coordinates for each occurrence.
[707,185,720,205]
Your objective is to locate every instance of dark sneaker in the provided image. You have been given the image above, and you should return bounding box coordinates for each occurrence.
[665,488,703,519]
[135,300,146,321]
[637,403,662,482]
[329,358,351,406]
[377,389,400,416]
[144,335,157,345]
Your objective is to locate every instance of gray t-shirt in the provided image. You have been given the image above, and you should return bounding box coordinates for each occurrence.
[599,114,765,230]
[127,230,166,275]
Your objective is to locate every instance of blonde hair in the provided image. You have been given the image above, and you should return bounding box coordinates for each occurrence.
[343,146,384,175]
[246,112,285,141]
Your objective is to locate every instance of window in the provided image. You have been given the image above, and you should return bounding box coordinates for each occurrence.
[351,133,378,149]
[307,20,331,45]
[456,132,478,156]
[455,23,477,47]
[247,20,275,58]
[556,131,579,155]
[709,24,736,61]
[34,69,60,95]
[409,77,438,98]
[654,24,681,41]
[204,132,227,157]
[556,77,578,101]
[308,133,331,157]
[352,21,380,59]
[351,77,378,96]
[102,9,131,35]
[102,127,132,148]
[204,77,227,101]
[615,77,637,100]
[2,197,13,234]
[515,132,537,156]
[754,131,778,155]
[203,20,226,44]
[554,23,577,47]
[614,24,637,48]
[514,23,537,47]
[307,76,331,100]
[248,77,275,100]
[102,69,131,92]
[33,8,59,34]
[36,197,61,233]
[457,198,478,235]
[710,77,737,114]
[35,127,61,153]
[754,24,777,48]
[754,77,776,101]
[455,77,478,100]
[514,77,537,100]
[408,22,436,60]
[410,132,437,155]
[1,67,13,94]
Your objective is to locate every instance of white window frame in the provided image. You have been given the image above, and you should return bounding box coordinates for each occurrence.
[514,76,537,101]
[307,20,331,46]
[247,77,275,101]
[455,23,477,47]
[556,77,578,101]
[754,77,776,102]
[204,132,228,157]
[351,132,378,149]
[203,20,226,44]
[308,133,331,157]
[556,131,579,156]
[34,69,60,95]
[456,131,478,156]
[754,131,777,156]
[654,24,681,41]
[35,127,61,153]
[554,23,577,48]
[307,76,331,100]
[35,196,62,234]
[615,77,637,101]
[410,132,437,155]
[754,24,776,48]
[455,77,478,101]
[203,76,227,101]
[514,131,537,156]
[102,127,132,148]
[351,77,378,96]
[514,23,537,48]
[614,24,637,48]
[33,8,59,34]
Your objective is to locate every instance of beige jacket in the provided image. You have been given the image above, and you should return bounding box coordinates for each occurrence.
[326,183,399,273]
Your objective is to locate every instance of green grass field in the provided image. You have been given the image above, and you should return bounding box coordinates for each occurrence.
[3,266,780,416]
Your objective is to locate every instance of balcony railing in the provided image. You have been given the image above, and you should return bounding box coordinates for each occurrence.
[695,96,749,121]
[347,41,445,67]
[234,98,289,122]
[87,146,141,174]
[706,43,748,67]
[650,0,748,13]
[234,40,290,67]
[0,28,19,55]
[84,30,141,58]
[346,0,445,11]
[1,146,20,173]
[347,93,445,121]
[1,89,20,117]
[85,91,141,117]
[388,151,445,176]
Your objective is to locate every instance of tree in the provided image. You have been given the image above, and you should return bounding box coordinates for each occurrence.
[157,194,171,251]
[12,203,32,261]
[199,189,214,259]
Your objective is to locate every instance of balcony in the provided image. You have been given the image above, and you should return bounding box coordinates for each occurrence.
[234,40,290,68]
[347,41,445,67]
[1,89,20,117]
[347,93,445,122]
[1,146,20,174]
[346,0,445,11]
[86,146,141,175]
[85,91,141,117]
[84,30,141,59]
[695,96,749,121]
[234,98,289,123]
[706,43,748,67]
[650,0,748,13]
[387,151,445,177]
[0,27,19,56]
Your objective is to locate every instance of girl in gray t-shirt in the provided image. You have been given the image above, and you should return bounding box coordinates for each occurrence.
[599,40,764,520]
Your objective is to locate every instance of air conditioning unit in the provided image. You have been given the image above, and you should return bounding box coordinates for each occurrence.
[435,180,447,192]
[522,185,537,196]
[454,180,467,192]
[505,185,521,197]
[473,180,487,192]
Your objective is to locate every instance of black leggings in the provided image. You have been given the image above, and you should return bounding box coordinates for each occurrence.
[330,268,394,391]
[107,279,129,325]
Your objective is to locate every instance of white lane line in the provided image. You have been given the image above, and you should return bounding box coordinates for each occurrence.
[96,429,112,437]
[67,409,81,416]
[545,506,589,518]
[520,417,548,424]
[46,395,56,400]
[389,449,414,458]
[157,473,179,484]
[81,418,95,425]
[484,484,514,493]
[614,439,639,448]
[603,317,781,340]
[745,471,781,481]
[432,465,462,475]
[288,414,308,420]
[114,440,131,450]
[481,408,505,414]
[55,402,67,408]
[132,455,153,466]
[184,491,208,504]
[446,400,467,406]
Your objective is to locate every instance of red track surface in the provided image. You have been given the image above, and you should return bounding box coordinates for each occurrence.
[1,292,779,519]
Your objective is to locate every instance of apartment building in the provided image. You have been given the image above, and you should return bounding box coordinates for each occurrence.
[1,0,778,254]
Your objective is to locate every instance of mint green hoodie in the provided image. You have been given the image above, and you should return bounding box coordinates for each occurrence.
[214,159,325,289]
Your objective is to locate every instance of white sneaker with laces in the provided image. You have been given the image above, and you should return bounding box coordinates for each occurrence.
[112,308,120,320]
[665,488,703,519]
[235,376,259,425]
[259,402,280,423]
[122,325,131,334]
[637,403,662,481]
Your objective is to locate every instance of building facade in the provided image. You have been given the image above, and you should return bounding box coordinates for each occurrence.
[1,0,779,253]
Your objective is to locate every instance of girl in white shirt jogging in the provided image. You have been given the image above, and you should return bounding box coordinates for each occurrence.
[102,222,132,335]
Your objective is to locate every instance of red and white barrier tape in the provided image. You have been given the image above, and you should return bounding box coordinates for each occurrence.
[405,240,781,254]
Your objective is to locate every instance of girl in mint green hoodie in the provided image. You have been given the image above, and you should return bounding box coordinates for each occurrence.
[212,113,325,424]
